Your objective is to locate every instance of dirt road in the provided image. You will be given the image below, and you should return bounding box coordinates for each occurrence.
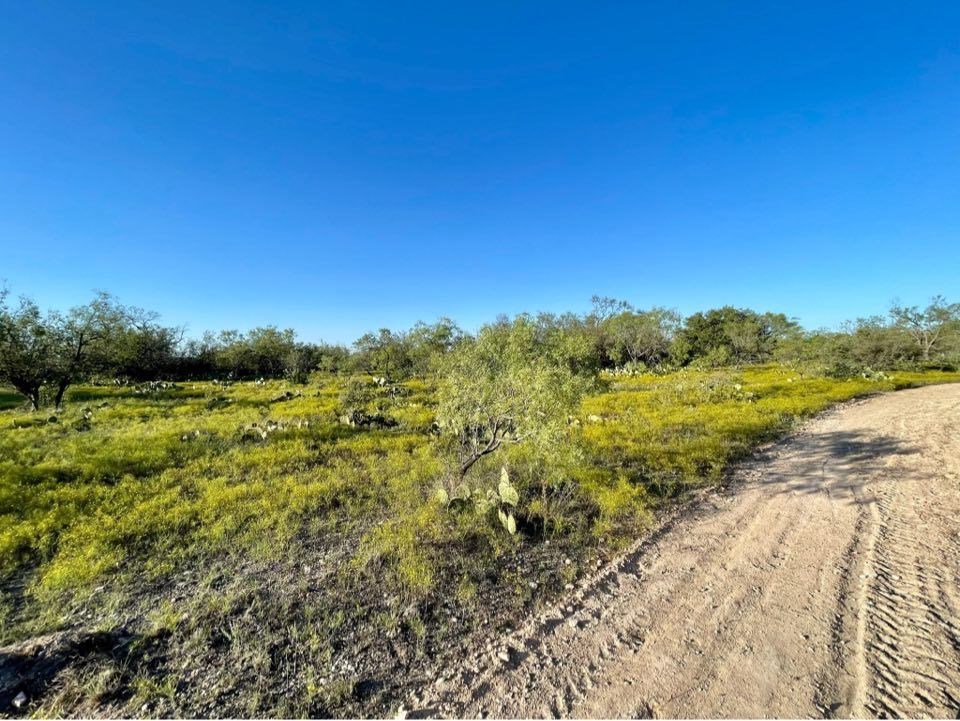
[413,384,960,718]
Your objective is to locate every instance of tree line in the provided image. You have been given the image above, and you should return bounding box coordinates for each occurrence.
[1,287,957,410]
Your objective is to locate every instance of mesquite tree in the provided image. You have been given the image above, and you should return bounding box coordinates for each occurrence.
[0,291,54,410]
[51,293,130,408]
[0,290,131,409]
[890,296,960,361]
[436,316,586,482]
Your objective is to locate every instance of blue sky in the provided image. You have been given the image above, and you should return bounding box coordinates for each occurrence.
[2,2,958,343]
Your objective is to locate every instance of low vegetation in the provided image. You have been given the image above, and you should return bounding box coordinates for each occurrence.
[1,290,959,715]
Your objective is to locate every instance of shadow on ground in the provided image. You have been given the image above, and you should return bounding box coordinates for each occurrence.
[749,429,923,503]
[0,628,162,717]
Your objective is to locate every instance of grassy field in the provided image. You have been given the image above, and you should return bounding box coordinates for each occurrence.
[2,366,958,715]
[0,391,25,412]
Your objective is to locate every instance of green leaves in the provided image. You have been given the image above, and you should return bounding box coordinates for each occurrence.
[435,315,588,483]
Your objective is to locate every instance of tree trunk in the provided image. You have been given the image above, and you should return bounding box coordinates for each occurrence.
[458,452,483,481]
[54,381,69,410]
[11,382,41,411]
[457,433,503,480]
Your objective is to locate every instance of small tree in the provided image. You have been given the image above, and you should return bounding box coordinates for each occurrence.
[247,327,298,377]
[674,307,797,366]
[587,295,632,366]
[213,330,253,378]
[589,295,632,323]
[102,309,182,381]
[49,293,129,408]
[838,317,918,372]
[890,296,960,361]
[534,312,601,375]
[406,318,465,376]
[352,328,410,379]
[313,343,351,373]
[604,307,681,367]
[0,290,129,409]
[282,344,309,383]
[0,291,55,410]
[436,317,586,482]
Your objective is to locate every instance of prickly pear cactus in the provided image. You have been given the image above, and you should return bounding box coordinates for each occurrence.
[437,467,520,534]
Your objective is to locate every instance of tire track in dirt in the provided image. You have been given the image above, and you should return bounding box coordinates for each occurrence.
[854,389,960,717]
[408,384,960,719]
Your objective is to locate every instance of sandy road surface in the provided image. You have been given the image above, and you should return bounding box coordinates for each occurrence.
[413,384,960,718]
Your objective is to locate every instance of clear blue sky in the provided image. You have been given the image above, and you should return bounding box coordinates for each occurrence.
[2,2,958,343]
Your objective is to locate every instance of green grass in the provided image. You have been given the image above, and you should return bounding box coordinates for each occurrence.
[1,366,958,714]
[580,366,950,496]
[0,388,25,411]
